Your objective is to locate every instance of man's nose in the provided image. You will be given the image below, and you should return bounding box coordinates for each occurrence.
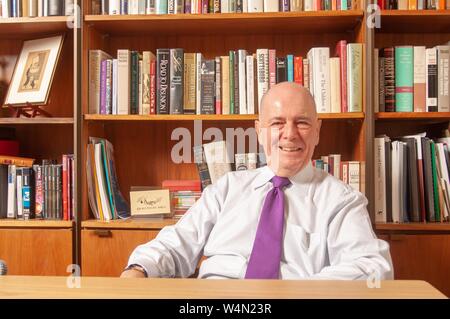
[283,122,298,140]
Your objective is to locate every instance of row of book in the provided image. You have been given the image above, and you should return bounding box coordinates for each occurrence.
[377,0,450,9]
[374,45,450,113]
[312,154,364,193]
[374,133,450,223]
[0,0,74,18]
[86,137,130,221]
[0,155,75,221]
[193,140,266,190]
[88,42,362,116]
[91,0,358,15]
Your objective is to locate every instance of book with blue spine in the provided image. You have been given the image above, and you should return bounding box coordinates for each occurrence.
[287,55,294,82]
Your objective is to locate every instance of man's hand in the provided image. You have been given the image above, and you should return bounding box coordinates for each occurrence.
[120,269,146,278]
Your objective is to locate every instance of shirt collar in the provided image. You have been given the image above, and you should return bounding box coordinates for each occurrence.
[252,162,315,195]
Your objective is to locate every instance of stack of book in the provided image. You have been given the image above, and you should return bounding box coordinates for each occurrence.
[374,132,450,224]
[86,137,130,221]
[313,154,364,193]
[92,0,359,15]
[162,180,202,218]
[88,42,362,116]
[377,0,450,10]
[0,155,75,221]
[375,44,450,113]
[0,0,74,18]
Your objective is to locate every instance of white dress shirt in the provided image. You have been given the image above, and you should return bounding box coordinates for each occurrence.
[128,162,394,280]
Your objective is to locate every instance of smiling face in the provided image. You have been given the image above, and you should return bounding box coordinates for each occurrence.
[256,82,321,178]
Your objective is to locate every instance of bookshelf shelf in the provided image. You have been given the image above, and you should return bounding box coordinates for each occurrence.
[379,10,450,33]
[375,223,450,232]
[82,218,177,230]
[375,112,450,120]
[84,11,364,35]
[84,113,365,121]
[0,16,72,37]
[0,117,74,125]
[0,219,73,229]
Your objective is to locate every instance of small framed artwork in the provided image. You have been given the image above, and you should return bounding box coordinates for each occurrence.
[3,35,64,107]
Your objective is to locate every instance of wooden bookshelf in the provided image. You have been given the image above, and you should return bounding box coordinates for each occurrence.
[378,10,450,33]
[0,219,73,229]
[84,113,365,121]
[0,16,73,38]
[373,8,450,298]
[82,218,177,230]
[0,5,78,276]
[375,223,450,232]
[85,11,364,35]
[0,117,74,124]
[375,112,450,120]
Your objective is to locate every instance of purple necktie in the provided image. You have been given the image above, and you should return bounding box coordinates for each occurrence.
[245,176,291,279]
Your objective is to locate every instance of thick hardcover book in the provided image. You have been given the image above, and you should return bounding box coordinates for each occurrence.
[33,164,43,219]
[142,51,156,115]
[193,145,212,190]
[280,0,290,11]
[169,48,184,114]
[347,43,363,112]
[436,46,449,112]
[156,49,171,114]
[184,53,197,114]
[379,55,385,112]
[395,46,414,112]
[130,51,140,115]
[200,59,216,114]
[238,50,247,114]
[215,56,222,114]
[21,167,34,220]
[221,56,230,115]
[233,51,240,114]
[422,138,436,222]
[335,40,348,112]
[382,47,395,112]
[430,141,441,221]
[7,165,17,218]
[276,57,287,83]
[426,48,438,112]
[286,54,294,82]
[89,50,112,114]
[117,49,131,115]
[414,46,426,112]
[294,56,303,86]
[0,164,7,218]
[256,49,269,111]
[400,138,421,222]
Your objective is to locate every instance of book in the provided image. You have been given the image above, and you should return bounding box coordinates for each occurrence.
[0,155,34,167]
[426,48,438,112]
[395,46,414,112]
[308,47,331,113]
[436,46,449,112]
[413,46,426,112]
[169,48,184,114]
[203,140,232,184]
[347,43,363,112]
[156,48,171,114]
[193,145,212,190]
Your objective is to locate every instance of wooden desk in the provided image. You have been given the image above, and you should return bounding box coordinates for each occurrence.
[0,276,446,299]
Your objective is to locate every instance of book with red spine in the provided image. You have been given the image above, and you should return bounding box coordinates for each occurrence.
[294,56,303,86]
[162,179,202,192]
[335,40,348,112]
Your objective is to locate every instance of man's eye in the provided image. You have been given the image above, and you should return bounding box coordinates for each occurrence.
[271,122,282,126]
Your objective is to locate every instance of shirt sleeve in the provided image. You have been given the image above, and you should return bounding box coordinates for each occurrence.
[126,177,226,278]
[308,189,394,281]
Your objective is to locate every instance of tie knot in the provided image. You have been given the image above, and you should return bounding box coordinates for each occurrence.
[271,176,291,189]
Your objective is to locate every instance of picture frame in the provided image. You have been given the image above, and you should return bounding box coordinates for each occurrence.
[3,35,64,107]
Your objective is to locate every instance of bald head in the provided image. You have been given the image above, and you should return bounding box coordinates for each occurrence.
[255,82,321,177]
[259,82,317,122]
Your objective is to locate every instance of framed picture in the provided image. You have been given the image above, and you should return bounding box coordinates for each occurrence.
[3,35,64,107]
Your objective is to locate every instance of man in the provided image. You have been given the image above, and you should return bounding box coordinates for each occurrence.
[121,82,393,280]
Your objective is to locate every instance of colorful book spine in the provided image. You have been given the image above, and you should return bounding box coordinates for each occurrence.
[395,46,414,112]
[287,54,294,82]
